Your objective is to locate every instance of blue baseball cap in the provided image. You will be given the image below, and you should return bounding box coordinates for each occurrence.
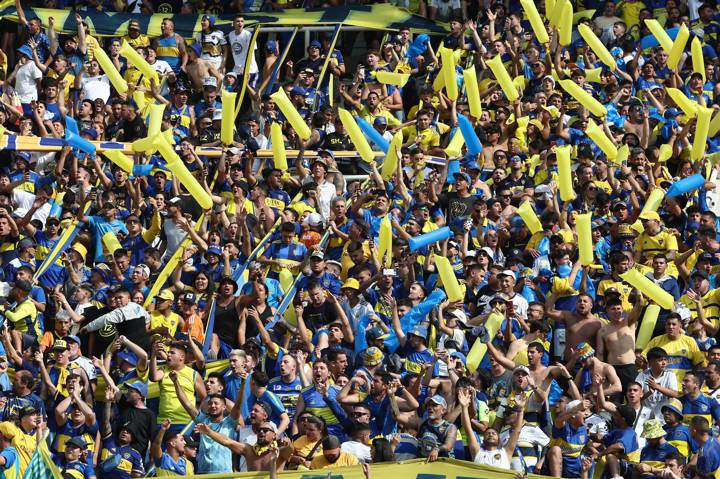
[16,151,31,162]
[81,128,98,140]
[373,116,388,126]
[309,40,322,49]
[64,335,81,346]
[117,350,138,366]
[428,394,447,408]
[265,40,277,52]
[290,86,306,96]
[206,245,222,256]
[125,380,148,398]
[465,160,481,171]
[190,43,201,57]
[16,45,32,59]
[453,172,471,183]
[408,326,428,341]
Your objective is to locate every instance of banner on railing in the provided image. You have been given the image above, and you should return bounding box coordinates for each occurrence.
[0,3,447,38]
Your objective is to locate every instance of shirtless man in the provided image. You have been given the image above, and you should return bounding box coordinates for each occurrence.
[185,44,222,91]
[572,342,622,398]
[195,421,292,472]
[488,339,566,396]
[546,292,602,360]
[596,294,642,395]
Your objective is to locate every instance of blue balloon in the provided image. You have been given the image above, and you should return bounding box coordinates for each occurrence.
[639,27,681,50]
[405,33,429,60]
[354,115,390,152]
[666,174,705,198]
[385,289,446,353]
[64,116,79,135]
[458,114,482,156]
[446,158,460,184]
[408,226,452,252]
[65,130,96,155]
[132,164,154,177]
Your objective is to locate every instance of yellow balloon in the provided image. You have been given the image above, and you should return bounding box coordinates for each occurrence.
[466,311,503,373]
[556,145,576,202]
[642,187,665,214]
[375,71,410,87]
[119,40,158,83]
[434,254,463,302]
[487,55,519,102]
[102,150,133,173]
[558,0,573,46]
[157,138,213,210]
[131,135,157,153]
[658,144,673,163]
[270,88,312,141]
[132,90,147,114]
[620,269,674,310]
[102,231,122,255]
[221,90,237,146]
[585,67,603,83]
[559,79,606,117]
[441,48,458,101]
[338,108,375,163]
[645,19,673,52]
[444,128,465,158]
[586,119,618,161]
[520,0,549,44]
[147,103,165,138]
[578,23,617,70]
[382,131,403,180]
[666,87,698,118]
[636,304,660,349]
[517,200,543,234]
[463,66,482,119]
[92,46,128,93]
[709,110,720,137]
[576,213,594,265]
[548,0,566,26]
[379,216,393,268]
[692,106,712,162]
[668,24,689,70]
[692,37,705,82]
[270,122,288,171]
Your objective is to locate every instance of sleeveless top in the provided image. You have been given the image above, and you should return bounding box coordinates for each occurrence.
[156,35,181,74]
[214,300,240,348]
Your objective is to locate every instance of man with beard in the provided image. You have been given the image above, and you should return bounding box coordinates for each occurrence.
[311,435,359,469]
[236,402,271,472]
[431,172,475,226]
[195,420,292,472]
[546,292,602,358]
[294,360,344,438]
[267,355,303,425]
[173,371,243,475]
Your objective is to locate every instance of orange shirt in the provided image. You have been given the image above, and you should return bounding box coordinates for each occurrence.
[181,313,205,343]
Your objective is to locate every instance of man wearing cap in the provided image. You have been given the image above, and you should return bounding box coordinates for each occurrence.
[0,404,40,477]
[55,436,94,479]
[340,279,373,333]
[177,292,205,343]
[310,435,359,469]
[98,418,144,479]
[691,416,720,478]
[394,390,456,462]
[152,419,194,476]
[637,211,678,264]
[680,269,720,329]
[148,289,181,338]
[240,261,282,309]
[291,40,323,78]
[3,279,39,352]
[660,399,692,458]
[79,198,128,264]
[296,251,341,296]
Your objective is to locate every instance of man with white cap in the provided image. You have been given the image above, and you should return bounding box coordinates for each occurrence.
[401,393,457,462]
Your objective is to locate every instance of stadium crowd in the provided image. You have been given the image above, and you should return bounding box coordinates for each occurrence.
[2,0,720,478]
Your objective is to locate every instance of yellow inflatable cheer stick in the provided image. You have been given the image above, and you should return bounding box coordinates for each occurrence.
[709,111,720,137]
[518,201,543,234]
[434,254,464,302]
[92,46,128,94]
[585,67,603,83]
[668,24,689,70]
[556,145,576,201]
[156,138,213,210]
[636,304,660,349]
[463,66,482,119]
[102,231,123,255]
[270,122,288,171]
[642,187,665,214]
[666,87,698,118]
[375,71,410,87]
[279,269,297,326]
[548,0,566,26]
[578,23,617,71]
[619,269,674,310]
[378,216,393,268]
[441,48,458,101]
[102,150,133,174]
[614,143,629,165]
[692,37,705,82]
[560,79,606,117]
[466,310,503,373]
[520,0,549,44]
[119,40,158,83]
[382,131,403,180]
[558,0,573,46]
[586,119,618,161]
[645,19,673,52]
[270,88,312,140]
[444,129,465,158]
[692,106,712,162]
[576,213,594,266]
[221,90,238,146]
[338,108,375,163]
[147,103,165,138]
[487,55,519,102]
[658,144,673,163]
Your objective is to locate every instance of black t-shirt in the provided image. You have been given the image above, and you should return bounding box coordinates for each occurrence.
[321,132,353,151]
[117,116,147,142]
[117,405,156,457]
[293,57,324,76]
[438,191,475,224]
[498,175,534,196]
[303,301,336,331]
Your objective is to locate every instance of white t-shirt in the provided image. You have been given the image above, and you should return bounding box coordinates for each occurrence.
[317,180,336,220]
[500,424,550,473]
[81,75,111,102]
[341,441,372,463]
[15,61,43,103]
[13,189,50,224]
[196,30,227,69]
[227,29,258,75]
[151,59,173,76]
[474,448,510,469]
[636,369,678,419]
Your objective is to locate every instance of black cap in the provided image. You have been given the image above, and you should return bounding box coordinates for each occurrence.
[698,252,714,262]
[65,436,88,449]
[322,435,341,449]
[691,270,709,280]
[617,404,636,427]
[18,405,37,418]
